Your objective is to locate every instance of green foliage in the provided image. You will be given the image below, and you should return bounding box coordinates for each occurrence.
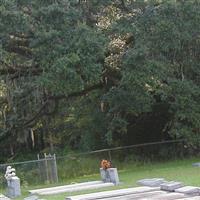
[0,0,200,159]
[105,0,200,144]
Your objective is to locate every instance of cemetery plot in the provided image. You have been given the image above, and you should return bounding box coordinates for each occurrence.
[65,178,200,200]
[66,186,159,200]
[65,188,199,200]
[29,181,114,195]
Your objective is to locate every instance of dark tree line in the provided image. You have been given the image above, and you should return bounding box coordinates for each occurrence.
[0,0,200,161]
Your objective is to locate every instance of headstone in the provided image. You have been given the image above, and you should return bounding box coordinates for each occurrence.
[137,178,166,187]
[4,166,21,198]
[160,181,183,192]
[100,168,119,185]
[100,168,110,183]
[7,177,21,198]
[107,168,119,185]
[175,186,200,195]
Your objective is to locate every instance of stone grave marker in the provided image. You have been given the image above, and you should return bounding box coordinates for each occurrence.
[4,166,21,198]
[100,160,119,185]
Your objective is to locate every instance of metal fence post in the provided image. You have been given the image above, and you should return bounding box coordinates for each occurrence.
[53,154,58,183]
[37,154,42,182]
[44,153,49,183]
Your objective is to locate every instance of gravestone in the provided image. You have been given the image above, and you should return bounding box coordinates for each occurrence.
[100,168,110,183]
[4,166,21,198]
[100,168,119,185]
[107,168,119,185]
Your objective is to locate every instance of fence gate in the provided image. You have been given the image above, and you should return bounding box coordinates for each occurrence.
[37,153,58,184]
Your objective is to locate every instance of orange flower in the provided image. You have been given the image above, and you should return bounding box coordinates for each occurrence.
[101,159,111,170]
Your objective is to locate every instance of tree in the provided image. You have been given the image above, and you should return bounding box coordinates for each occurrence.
[105,0,200,146]
[0,0,200,158]
[0,0,107,154]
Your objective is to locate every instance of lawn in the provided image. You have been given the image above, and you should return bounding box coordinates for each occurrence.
[10,157,200,200]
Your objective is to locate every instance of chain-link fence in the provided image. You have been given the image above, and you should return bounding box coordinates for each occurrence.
[0,139,194,193]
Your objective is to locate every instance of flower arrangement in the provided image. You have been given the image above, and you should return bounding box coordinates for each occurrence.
[100,159,119,184]
[100,159,111,170]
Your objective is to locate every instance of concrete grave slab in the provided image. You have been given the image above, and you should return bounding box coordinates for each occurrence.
[66,186,159,200]
[30,181,103,194]
[160,181,183,192]
[38,182,114,195]
[177,197,200,200]
[138,192,186,200]
[95,191,167,200]
[29,181,115,195]
[175,186,200,195]
[137,178,166,187]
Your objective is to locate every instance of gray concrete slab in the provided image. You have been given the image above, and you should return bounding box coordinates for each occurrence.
[96,191,167,200]
[38,182,114,195]
[160,181,183,192]
[175,186,200,195]
[66,186,160,200]
[138,192,186,200]
[30,181,103,194]
[177,197,200,200]
[137,178,166,187]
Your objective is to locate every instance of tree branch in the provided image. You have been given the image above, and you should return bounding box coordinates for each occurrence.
[49,82,104,100]
[6,45,32,58]
[21,82,104,128]
[0,61,42,78]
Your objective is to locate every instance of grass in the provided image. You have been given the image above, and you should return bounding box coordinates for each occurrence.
[4,157,200,200]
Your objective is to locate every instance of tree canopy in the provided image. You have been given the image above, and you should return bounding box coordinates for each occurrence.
[0,0,200,159]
